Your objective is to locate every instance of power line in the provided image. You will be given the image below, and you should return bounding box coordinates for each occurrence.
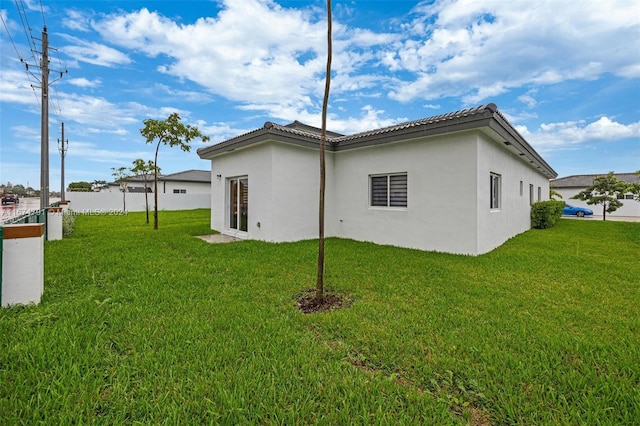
[1,12,22,59]
[14,0,38,61]
[38,0,46,28]
[1,9,40,106]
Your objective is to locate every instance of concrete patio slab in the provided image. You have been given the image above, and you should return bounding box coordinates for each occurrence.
[196,234,239,243]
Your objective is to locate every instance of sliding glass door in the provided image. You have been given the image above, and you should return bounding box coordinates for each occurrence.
[229,177,248,232]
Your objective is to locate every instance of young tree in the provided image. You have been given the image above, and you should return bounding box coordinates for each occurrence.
[316,0,332,303]
[111,166,130,212]
[549,187,562,200]
[131,159,160,224]
[140,113,209,229]
[571,172,627,221]
[91,180,107,191]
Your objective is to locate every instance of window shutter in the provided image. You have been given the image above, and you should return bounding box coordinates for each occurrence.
[371,176,388,206]
[389,174,407,207]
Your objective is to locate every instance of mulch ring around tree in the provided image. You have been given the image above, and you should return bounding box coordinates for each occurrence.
[296,288,351,314]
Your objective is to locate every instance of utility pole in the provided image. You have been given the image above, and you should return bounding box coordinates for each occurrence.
[58,122,68,202]
[40,27,50,209]
[23,26,66,208]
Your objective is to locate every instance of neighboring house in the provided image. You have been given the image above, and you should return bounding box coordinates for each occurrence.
[197,103,557,255]
[551,173,640,218]
[105,169,211,194]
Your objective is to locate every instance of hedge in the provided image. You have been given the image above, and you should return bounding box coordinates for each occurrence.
[531,200,565,229]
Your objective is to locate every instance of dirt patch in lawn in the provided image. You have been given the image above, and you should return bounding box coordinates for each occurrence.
[296,288,351,314]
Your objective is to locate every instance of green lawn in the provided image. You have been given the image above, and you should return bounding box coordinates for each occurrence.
[2,210,639,424]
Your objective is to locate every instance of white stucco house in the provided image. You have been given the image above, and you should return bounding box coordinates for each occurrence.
[105,169,211,194]
[551,173,640,218]
[197,103,557,255]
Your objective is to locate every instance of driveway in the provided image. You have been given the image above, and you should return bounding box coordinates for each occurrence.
[0,197,61,224]
[562,215,640,222]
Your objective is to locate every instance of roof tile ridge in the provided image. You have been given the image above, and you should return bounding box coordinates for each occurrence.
[334,104,494,142]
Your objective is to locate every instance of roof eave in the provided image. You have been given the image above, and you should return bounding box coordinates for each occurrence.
[197,127,322,159]
[488,114,558,179]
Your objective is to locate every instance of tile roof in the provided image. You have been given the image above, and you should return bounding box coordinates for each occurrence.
[197,103,557,178]
[159,169,211,182]
[108,169,211,186]
[551,173,640,188]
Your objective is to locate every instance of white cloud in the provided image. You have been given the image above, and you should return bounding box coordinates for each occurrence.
[90,0,395,122]
[67,77,102,88]
[60,35,132,67]
[67,141,150,163]
[62,9,93,32]
[387,0,640,104]
[518,116,640,152]
[0,69,42,106]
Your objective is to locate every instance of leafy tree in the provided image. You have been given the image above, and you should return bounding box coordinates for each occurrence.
[316,0,332,303]
[131,159,160,224]
[627,170,640,201]
[111,167,130,212]
[571,172,627,221]
[549,187,562,200]
[91,180,107,191]
[11,184,26,196]
[140,113,209,229]
[68,181,92,192]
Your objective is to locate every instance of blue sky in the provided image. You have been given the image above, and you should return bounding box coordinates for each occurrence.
[1,0,639,191]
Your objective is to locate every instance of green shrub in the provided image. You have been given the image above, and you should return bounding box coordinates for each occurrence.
[62,211,76,237]
[531,200,565,229]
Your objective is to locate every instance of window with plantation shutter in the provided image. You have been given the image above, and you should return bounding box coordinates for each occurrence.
[490,173,501,209]
[370,173,407,208]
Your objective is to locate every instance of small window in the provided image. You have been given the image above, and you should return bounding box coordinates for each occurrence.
[625,194,634,200]
[490,173,501,209]
[617,194,624,200]
[537,186,542,202]
[370,173,407,208]
[173,189,186,194]
[520,181,523,197]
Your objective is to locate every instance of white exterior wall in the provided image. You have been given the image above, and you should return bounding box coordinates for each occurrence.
[210,143,273,239]
[330,133,479,254]
[556,188,640,217]
[210,142,325,241]
[205,131,553,255]
[158,180,211,194]
[66,192,210,212]
[268,143,325,241]
[475,134,550,254]
[104,180,210,194]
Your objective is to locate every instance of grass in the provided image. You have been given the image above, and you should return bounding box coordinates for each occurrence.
[1,209,639,424]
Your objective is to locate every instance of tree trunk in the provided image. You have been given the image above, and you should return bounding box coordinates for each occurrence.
[316,0,332,303]
[602,203,606,221]
[154,143,161,230]
[144,179,149,224]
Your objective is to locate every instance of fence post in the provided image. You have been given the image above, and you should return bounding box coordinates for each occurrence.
[47,207,63,240]
[1,223,45,308]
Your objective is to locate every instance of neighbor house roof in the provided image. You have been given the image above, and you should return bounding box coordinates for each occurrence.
[551,173,640,188]
[160,169,211,183]
[197,103,557,179]
[108,169,211,186]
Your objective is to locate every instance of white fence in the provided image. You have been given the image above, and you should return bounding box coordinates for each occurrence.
[65,192,211,213]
